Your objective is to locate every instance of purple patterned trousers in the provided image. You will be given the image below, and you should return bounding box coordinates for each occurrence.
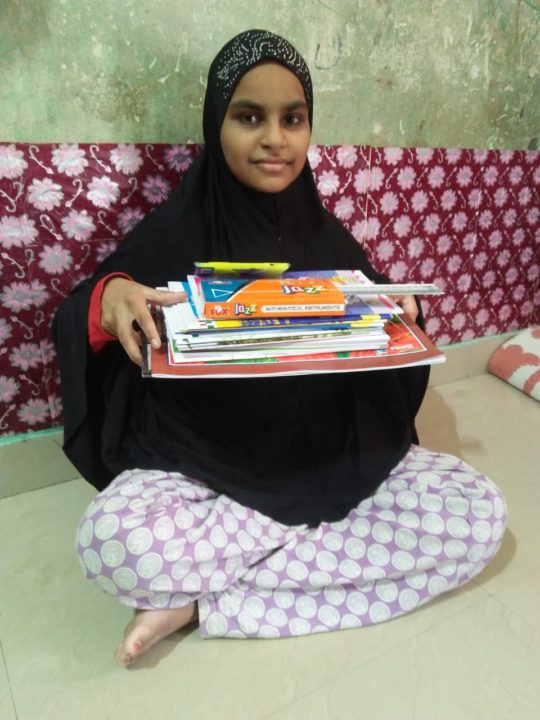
[76,445,507,638]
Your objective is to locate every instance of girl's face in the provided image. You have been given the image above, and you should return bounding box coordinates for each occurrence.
[220,62,311,193]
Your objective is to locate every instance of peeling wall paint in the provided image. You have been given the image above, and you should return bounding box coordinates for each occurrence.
[1,0,538,148]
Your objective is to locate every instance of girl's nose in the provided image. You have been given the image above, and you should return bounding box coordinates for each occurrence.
[261,120,286,148]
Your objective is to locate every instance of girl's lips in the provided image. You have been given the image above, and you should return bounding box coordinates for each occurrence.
[254,160,290,173]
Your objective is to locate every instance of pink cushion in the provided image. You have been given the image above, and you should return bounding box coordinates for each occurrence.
[488,327,540,401]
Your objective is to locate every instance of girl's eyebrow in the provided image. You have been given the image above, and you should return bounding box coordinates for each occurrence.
[228,99,308,112]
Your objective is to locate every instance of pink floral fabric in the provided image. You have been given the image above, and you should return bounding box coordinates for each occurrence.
[0,142,539,436]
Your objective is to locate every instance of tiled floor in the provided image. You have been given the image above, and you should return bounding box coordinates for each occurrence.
[1,372,539,720]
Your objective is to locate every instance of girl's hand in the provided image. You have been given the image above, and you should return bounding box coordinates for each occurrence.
[390,294,419,321]
[101,278,185,366]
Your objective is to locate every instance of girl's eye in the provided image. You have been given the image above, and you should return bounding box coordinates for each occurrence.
[285,113,306,127]
[238,113,260,125]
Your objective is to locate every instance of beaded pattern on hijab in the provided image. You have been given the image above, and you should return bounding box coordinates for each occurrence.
[213,30,313,111]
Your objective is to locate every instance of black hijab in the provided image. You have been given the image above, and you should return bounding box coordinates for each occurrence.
[53,30,429,526]
[171,29,325,264]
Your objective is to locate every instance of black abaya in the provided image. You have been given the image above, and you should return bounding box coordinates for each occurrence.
[53,30,429,525]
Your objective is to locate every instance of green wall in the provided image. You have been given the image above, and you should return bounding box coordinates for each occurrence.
[1,0,539,149]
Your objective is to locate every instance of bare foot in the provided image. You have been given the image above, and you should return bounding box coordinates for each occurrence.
[116,603,198,667]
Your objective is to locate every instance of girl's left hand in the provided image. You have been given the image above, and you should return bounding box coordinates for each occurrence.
[390,294,419,320]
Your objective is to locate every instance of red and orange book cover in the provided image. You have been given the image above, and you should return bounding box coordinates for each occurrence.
[188,276,347,319]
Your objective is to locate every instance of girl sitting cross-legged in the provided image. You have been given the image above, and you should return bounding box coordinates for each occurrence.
[53,29,507,667]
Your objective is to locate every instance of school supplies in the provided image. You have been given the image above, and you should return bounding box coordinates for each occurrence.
[185,267,438,321]
[282,269,443,297]
[187,275,347,319]
[141,266,446,379]
[194,261,290,277]
[142,311,444,379]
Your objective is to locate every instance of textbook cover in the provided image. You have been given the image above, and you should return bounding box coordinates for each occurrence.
[164,283,394,333]
[183,278,402,323]
[187,275,347,319]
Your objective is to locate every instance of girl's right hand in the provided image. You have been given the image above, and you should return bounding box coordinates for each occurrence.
[101,277,186,366]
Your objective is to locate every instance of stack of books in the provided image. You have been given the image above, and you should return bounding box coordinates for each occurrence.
[142,264,445,379]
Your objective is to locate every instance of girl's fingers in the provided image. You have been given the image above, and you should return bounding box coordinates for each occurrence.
[390,295,419,320]
[143,288,186,306]
[135,305,162,350]
[102,282,186,365]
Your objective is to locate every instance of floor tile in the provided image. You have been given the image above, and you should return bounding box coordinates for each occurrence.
[490,570,540,634]
[418,374,540,483]
[264,596,540,720]
[0,479,489,720]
